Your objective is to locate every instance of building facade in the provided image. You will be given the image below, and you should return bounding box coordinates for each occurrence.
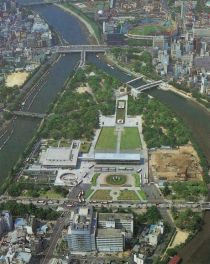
[66,207,97,253]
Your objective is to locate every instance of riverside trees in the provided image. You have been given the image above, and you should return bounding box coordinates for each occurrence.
[128,94,191,148]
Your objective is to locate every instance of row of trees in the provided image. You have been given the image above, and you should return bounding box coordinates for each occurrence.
[0,200,60,220]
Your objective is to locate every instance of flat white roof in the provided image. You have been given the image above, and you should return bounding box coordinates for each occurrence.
[95,152,140,161]
[39,140,81,167]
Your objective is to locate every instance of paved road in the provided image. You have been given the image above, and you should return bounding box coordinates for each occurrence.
[41,211,71,264]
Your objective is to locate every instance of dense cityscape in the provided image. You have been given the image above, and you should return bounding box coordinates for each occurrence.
[0,0,210,264]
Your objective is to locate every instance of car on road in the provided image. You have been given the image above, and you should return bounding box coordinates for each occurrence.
[37,200,45,204]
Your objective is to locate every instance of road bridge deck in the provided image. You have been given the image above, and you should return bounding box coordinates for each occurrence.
[13,111,46,119]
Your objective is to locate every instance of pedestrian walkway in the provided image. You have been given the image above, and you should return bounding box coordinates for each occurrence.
[116,127,122,153]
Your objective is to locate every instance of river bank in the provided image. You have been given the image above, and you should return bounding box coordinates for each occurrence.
[55,3,100,45]
[106,52,210,117]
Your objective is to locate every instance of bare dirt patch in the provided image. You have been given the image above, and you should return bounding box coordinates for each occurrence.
[171,229,189,248]
[6,72,29,87]
[150,145,203,181]
[76,85,92,94]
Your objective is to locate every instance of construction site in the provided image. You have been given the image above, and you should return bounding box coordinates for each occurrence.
[149,145,203,182]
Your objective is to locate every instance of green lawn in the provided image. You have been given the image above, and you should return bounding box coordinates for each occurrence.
[118,190,139,201]
[95,127,117,151]
[106,174,127,186]
[39,190,63,199]
[120,127,141,150]
[90,190,111,201]
[85,188,94,199]
[129,24,164,36]
[133,173,141,187]
[80,142,91,153]
[91,173,100,186]
[138,190,147,200]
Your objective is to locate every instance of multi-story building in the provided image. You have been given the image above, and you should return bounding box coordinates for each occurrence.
[66,207,134,254]
[0,211,13,237]
[98,213,134,236]
[66,207,97,253]
[96,228,124,252]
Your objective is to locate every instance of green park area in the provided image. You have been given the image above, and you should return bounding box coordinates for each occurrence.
[80,142,91,153]
[120,127,141,150]
[106,174,127,186]
[118,190,139,200]
[129,24,164,36]
[95,127,117,151]
[91,173,100,186]
[90,190,111,201]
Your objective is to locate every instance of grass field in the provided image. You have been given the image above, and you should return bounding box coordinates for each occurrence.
[95,127,117,151]
[138,190,147,200]
[85,188,94,199]
[120,127,141,150]
[39,190,63,199]
[80,142,91,153]
[90,190,111,200]
[129,24,164,36]
[91,173,100,186]
[118,190,139,201]
[133,173,141,187]
[106,174,127,185]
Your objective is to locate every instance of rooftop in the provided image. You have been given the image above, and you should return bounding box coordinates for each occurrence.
[39,140,80,168]
[68,207,97,233]
[95,152,140,161]
[97,228,123,237]
[98,213,133,222]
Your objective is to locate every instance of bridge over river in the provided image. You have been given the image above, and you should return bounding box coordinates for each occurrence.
[17,0,61,6]
[52,45,108,67]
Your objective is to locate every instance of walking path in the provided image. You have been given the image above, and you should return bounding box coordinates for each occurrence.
[116,126,122,153]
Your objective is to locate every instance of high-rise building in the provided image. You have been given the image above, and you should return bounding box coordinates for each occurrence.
[0,211,13,237]
[98,213,134,236]
[66,207,97,253]
[1,211,13,232]
[66,207,134,253]
[96,228,124,252]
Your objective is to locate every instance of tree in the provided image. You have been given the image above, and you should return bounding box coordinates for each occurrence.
[162,182,171,196]
[145,206,161,224]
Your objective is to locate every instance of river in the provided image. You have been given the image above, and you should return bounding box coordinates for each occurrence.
[1,3,210,263]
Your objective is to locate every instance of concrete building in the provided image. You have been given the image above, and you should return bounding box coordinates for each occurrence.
[66,207,134,254]
[94,152,141,164]
[24,165,57,182]
[39,140,81,169]
[145,221,164,247]
[96,228,124,252]
[0,211,13,237]
[134,253,146,264]
[66,207,97,253]
[98,213,134,236]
